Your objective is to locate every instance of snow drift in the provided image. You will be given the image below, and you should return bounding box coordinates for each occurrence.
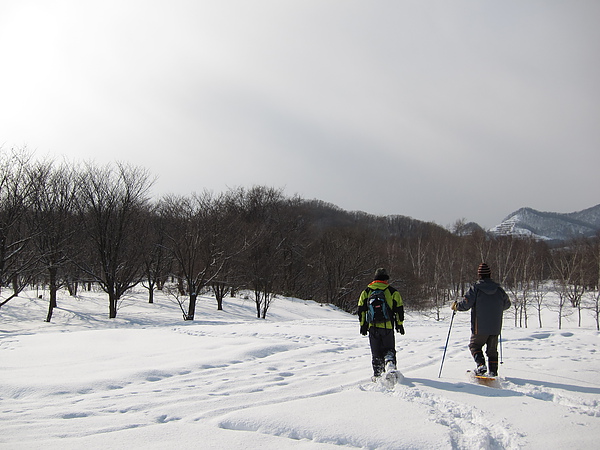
[1,289,599,449]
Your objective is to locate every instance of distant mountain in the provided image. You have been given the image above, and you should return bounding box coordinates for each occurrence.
[488,204,600,242]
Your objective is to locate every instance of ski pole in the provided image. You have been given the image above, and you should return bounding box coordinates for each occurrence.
[438,310,456,378]
[499,333,503,365]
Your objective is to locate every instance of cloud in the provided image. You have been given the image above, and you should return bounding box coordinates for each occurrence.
[1,1,599,228]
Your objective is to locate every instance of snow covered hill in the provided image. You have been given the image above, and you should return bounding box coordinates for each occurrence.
[1,289,599,449]
[489,204,600,242]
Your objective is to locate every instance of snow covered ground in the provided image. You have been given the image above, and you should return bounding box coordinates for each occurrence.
[1,288,599,449]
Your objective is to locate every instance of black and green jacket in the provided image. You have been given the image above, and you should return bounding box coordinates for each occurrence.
[358,281,404,330]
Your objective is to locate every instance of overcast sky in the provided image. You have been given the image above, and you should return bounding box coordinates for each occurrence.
[1,1,599,228]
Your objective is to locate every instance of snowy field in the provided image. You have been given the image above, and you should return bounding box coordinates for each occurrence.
[1,287,599,449]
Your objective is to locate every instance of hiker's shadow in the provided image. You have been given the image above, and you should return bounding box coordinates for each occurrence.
[506,376,600,396]
[402,375,600,399]
[403,377,520,397]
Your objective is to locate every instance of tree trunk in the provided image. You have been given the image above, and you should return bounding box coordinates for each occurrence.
[66,277,78,296]
[45,300,54,323]
[185,292,197,320]
[146,279,155,304]
[254,291,262,319]
[11,274,19,296]
[109,292,118,318]
[212,282,228,311]
[45,267,58,323]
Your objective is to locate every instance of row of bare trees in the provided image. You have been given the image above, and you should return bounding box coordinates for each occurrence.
[1,149,599,327]
[0,151,155,321]
[402,222,600,330]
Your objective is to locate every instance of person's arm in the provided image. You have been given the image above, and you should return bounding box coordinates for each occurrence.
[392,291,405,334]
[454,286,477,311]
[501,288,511,310]
[358,290,369,334]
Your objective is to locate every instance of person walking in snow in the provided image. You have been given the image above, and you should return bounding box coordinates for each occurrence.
[452,263,511,376]
[357,268,405,379]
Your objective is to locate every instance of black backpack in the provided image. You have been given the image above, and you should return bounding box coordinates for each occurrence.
[366,287,392,324]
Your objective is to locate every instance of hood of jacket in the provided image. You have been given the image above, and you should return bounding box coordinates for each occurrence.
[474,278,501,295]
[368,281,390,290]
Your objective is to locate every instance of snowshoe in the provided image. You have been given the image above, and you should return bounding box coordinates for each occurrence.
[467,370,500,388]
[380,361,400,388]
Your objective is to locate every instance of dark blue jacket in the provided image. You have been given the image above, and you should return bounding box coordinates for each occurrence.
[457,278,511,335]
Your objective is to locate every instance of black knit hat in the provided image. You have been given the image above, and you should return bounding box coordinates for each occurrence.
[478,263,491,278]
[374,268,389,281]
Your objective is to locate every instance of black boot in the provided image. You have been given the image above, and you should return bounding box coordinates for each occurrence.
[384,350,396,372]
[474,352,487,375]
[372,358,384,378]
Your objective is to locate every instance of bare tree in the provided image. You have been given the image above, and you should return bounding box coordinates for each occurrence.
[226,186,291,319]
[502,238,534,328]
[74,162,154,318]
[594,236,600,330]
[25,160,79,321]
[448,220,475,299]
[0,148,37,308]
[551,248,580,329]
[472,229,494,268]
[553,240,588,327]
[406,233,430,281]
[583,233,600,330]
[426,227,454,320]
[530,277,548,328]
[159,191,231,320]
[140,202,172,303]
[211,279,230,311]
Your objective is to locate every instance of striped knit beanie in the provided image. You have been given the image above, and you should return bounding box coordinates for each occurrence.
[478,263,491,278]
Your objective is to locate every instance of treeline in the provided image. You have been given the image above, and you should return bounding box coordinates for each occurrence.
[1,150,599,328]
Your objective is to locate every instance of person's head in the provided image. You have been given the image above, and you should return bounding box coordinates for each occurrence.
[374,268,390,281]
[478,263,491,279]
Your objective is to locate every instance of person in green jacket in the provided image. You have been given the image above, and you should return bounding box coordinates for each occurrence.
[358,268,405,378]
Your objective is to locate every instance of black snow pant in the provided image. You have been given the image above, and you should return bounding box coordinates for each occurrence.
[368,327,396,376]
[469,334,499,374]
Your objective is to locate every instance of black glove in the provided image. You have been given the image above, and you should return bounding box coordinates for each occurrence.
[360,323,369,336]
[396,324,405,335]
